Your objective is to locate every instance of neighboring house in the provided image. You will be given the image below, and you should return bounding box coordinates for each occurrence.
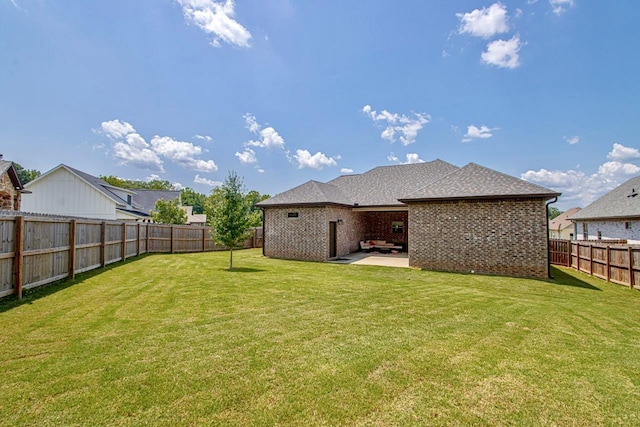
[257,160,559,279]
[569,175,640,244]
[0,158,26,211]
[21,164,180,221]
[182,206,207,225]
[549,207,581,240]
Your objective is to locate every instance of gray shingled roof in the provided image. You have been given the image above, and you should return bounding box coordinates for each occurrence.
[400,163,560,201]
[569,175,640,220]
[132,189,181,214]
[257,180,353,207]
[0,160,24,190]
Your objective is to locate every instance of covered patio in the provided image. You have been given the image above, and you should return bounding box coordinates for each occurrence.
[327,251,409,268]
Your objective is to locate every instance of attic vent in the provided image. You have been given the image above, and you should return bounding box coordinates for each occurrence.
[628,188,638,198]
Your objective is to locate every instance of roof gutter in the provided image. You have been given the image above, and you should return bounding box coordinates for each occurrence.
[546,196,558,279]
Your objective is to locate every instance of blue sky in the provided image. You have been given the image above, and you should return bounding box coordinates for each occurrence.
[2,0,639,210]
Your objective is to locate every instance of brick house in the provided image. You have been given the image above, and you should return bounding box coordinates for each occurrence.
[257,160,560,279]
[0,159,25,211]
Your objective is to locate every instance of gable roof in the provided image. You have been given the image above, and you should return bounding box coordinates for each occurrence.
[131,189,181,215]
[400,163,560,202]
[257,160,558,209]
[549,207,581,231]
[569,175,640,220]
[0,160,25,190]
[257,180,353,207]
[25,164,180,217]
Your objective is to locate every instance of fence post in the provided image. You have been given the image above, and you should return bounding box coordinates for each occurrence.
[566,240,571,267]
[121,223,127,262]
[14,216,24,300]
[171,225,175,254]
[605,245,610,282]
[145,223,150,254]
[628,246,634,289]
[136,223,141,257]
[69,219,76,280]
[100,222,106,268]
[589,244,594,276]
[202,228,206,252]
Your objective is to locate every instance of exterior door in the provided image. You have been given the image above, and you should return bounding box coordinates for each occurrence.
[329,221,337,258]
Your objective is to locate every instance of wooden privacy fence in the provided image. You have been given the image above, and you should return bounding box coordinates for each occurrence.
[550,239,640,290]
[0,215,262,300]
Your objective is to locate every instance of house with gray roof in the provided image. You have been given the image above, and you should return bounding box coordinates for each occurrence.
[21,164,180,221]
[549,207,581,240]
[569,175,640,243]
[0,158,26,211]
[257,160,560,279]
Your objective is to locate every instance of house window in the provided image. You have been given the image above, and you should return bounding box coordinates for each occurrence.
[626,222,632,230]
[392,221,404,233]
[597,231,602,240]
[583,223,588,240]
[287,212,299,218]
[569,233,574,240]
[127,194,132,205]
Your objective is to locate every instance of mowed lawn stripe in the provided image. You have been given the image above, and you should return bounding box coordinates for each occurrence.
[1,249,639,426]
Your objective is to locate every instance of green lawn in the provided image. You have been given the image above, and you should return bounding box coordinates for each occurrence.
[2,249,640,426]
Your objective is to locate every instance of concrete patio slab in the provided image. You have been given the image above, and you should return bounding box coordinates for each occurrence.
[328,252,409,268]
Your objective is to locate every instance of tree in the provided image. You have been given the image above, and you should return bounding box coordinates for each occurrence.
[100,175,174,190]
[208,171,251,270]
[151,198,187,224]
[13,163,41,185]
[180,187,207,214]
[245,190,270,227]
[548,207,563,220]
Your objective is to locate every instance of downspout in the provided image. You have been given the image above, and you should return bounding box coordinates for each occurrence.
[546,197,558,279]
[260,208,265,257]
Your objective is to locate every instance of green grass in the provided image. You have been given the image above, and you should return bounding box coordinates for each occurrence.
[1,249,640,426]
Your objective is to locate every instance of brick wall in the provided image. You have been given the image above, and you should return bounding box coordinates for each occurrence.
[361,211,408,247]
[408,198,549,279]
[0,173,20,211]
[263,205,364,261]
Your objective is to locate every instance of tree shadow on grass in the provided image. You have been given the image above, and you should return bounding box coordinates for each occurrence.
[550,266,602,291]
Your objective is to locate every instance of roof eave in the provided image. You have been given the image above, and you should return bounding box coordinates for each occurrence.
[399,193,561,203]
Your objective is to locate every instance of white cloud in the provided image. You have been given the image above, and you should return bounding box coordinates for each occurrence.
[257,168,265,173]
[565,135,580,145]
[243,114,286,149]
[550,0,574,15]
[388,152,425,164]
[522,143,640,207]
[172,182,185,190]
[146,174,162,181]
[462,125,497,142]
[150,136,218,172]
[607,142,640,161]
[247,127,286,149]
[99,119,136,140]
[177,0,252,48]
[293,149,338,170]
[362,105,430,145]
[113,141,165,172]
[341,168,354,174]
[481,34,523,69]
[96,119,217,173]
[194,134,212,142]
[457,2,509,39]
[194,174,222,187]
[405,153,425,164]
[235,148,257,164]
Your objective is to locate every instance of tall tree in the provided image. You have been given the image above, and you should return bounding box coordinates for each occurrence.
[151,199,187,224]
[13,163,41,185]
[100,175,174,190]
[548,207,563,220]
[180,187,207,214]
[245,190,270,227]
[208,171,251,270]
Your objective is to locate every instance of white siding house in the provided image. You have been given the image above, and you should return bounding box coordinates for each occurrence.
[569,175,640,244]
[21,164,180,221]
